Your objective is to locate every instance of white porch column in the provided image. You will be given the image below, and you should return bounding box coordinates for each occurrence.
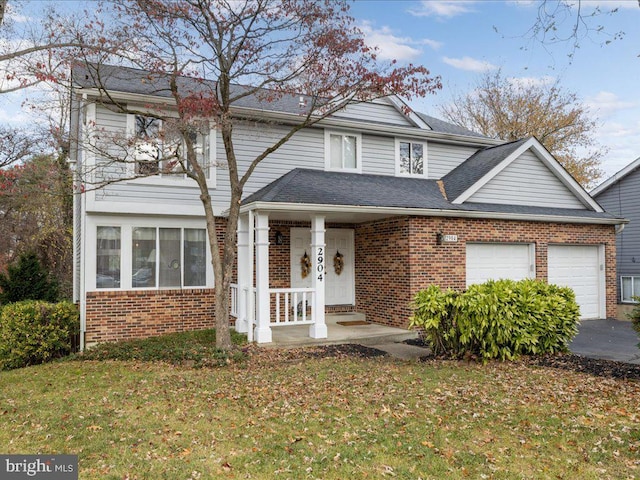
[309,215,328,339]
[254,211,272,343]
[235,213,249,333]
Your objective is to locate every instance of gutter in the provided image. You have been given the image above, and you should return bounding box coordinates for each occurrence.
[239,201,628,226]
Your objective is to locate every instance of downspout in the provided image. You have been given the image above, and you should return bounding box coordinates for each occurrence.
[615,223,625,235]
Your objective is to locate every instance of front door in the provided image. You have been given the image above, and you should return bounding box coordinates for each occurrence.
[290,228,354,305]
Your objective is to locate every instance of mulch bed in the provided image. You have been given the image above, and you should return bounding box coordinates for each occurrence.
[260,342,640,382]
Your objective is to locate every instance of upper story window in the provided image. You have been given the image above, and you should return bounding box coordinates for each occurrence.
[129,114,214,182]
[396,139,426,177]
[134,115,162,175]
[325,130,361,173]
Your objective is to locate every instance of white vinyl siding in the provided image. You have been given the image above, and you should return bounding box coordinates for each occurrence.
[427,143,479,179]
[466,243,534,286]
[468,151,586,209]
[331,101,413,126]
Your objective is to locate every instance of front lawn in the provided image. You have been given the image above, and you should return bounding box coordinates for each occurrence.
[0,341,638,479]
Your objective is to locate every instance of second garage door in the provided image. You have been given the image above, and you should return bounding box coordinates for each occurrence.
[548,245,603,320]
[466,243,534,286]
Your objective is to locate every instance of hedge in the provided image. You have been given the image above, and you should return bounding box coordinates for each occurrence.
[410,279,580,361]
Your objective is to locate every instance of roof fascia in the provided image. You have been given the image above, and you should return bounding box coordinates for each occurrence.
[452,137,604,212]
[591,156,640,196]
[77,86,500,148]
[240,201,626,225]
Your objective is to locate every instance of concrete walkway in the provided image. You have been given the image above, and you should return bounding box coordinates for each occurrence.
[570,318,640,364]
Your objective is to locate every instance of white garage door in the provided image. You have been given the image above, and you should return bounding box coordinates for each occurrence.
[548,245,603,320]
[466,243,533,286]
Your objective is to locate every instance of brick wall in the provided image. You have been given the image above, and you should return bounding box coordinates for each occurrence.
[85,288,215,344]
[355,216,617,329]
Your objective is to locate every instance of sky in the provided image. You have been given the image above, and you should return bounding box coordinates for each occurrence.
[348,0,640,183]
[2,0,640,184]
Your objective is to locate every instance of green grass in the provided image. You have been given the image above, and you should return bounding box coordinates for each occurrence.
[1,334,639,479]
[70,329,247,367]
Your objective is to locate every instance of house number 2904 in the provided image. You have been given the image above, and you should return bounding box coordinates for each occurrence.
[317,247,324,281]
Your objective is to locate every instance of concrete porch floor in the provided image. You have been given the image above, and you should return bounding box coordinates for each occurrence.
[265,312,418,348]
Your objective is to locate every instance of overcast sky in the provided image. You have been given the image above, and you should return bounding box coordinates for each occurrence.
[2,0,640,184]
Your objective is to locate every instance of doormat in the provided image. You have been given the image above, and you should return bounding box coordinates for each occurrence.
[337,320,370,326]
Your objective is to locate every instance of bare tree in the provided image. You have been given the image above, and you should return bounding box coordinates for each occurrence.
[73,0,440,349]
[439,70,603,188]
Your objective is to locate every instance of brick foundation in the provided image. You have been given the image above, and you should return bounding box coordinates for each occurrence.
[85,288,215,345]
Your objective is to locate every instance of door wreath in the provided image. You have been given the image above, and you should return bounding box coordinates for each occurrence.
[301,251,311,278]
[334,250,344,275]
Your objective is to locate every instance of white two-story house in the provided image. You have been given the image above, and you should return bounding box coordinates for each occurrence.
[70,64,624,348]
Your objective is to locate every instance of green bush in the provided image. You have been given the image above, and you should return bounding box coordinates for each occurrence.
[629,298,640,343]
[0,301,79,370]
[410,279,580,361]
[0,252,59,305]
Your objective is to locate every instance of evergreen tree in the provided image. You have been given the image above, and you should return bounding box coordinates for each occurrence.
[0,252,59,304]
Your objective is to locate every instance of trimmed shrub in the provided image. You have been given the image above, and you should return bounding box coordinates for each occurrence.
[0,252,59,305]
[410,279,580,361]
[629,297,640,345]
[0,301,79,370]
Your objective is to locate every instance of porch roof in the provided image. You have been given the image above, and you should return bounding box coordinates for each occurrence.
[241,168,625,225]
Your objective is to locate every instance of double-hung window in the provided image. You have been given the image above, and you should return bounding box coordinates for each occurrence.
[130,114,214,182]
[134,115,162,175]
[621,276,640,303]
[325,130,361,172]
[132,227,207,288]
[396,139,426,177]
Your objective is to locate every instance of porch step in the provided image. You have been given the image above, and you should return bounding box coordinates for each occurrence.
[326,312,367,323]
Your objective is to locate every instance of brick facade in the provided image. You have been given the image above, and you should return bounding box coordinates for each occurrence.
[354,216,617,329]
[84,214,617,344]
[85,288,216,344]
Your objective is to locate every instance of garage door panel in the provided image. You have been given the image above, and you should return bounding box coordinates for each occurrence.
[466,243,532,286]
[548,245,602,320]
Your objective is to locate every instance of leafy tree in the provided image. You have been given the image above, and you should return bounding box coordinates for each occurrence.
[0,154,72,297]
[72,0,439,350]
[0,251,59,304]
[439,70,603,188]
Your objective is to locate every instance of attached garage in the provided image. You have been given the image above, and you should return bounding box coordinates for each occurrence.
[466,243,535,286]
[548,245,605,320]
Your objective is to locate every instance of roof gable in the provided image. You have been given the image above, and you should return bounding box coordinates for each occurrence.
[591,156,640,197]
[443,137,602,212]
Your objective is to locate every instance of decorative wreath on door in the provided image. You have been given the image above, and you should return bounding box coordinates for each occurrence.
[334,250,344,275]
[301,251,311,278]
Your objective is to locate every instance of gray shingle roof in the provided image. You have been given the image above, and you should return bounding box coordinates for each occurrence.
[243,168,450,209]
[442,138,529,201]
[242,168,622,222]
[72,63,488,137]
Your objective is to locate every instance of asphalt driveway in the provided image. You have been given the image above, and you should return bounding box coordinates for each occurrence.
[571,318,640,364]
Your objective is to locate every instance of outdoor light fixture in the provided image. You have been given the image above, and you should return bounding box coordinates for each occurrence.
[436,232,443,245]
[274,230,284,245]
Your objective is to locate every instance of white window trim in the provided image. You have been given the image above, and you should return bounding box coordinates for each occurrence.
[87,216,214,292]
[125,114,217,188]
[621,275,640,303]
[395,138,427,178]
[324,129,362,173]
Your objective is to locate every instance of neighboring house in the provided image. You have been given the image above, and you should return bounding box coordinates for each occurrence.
[70,64,624,348]
[592,157,640,315]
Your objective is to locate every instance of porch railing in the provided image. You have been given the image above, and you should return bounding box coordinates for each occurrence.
[269,287,315,326]
[230,283,239,318]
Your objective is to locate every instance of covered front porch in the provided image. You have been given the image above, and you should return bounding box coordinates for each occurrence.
[230,204,417,344]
